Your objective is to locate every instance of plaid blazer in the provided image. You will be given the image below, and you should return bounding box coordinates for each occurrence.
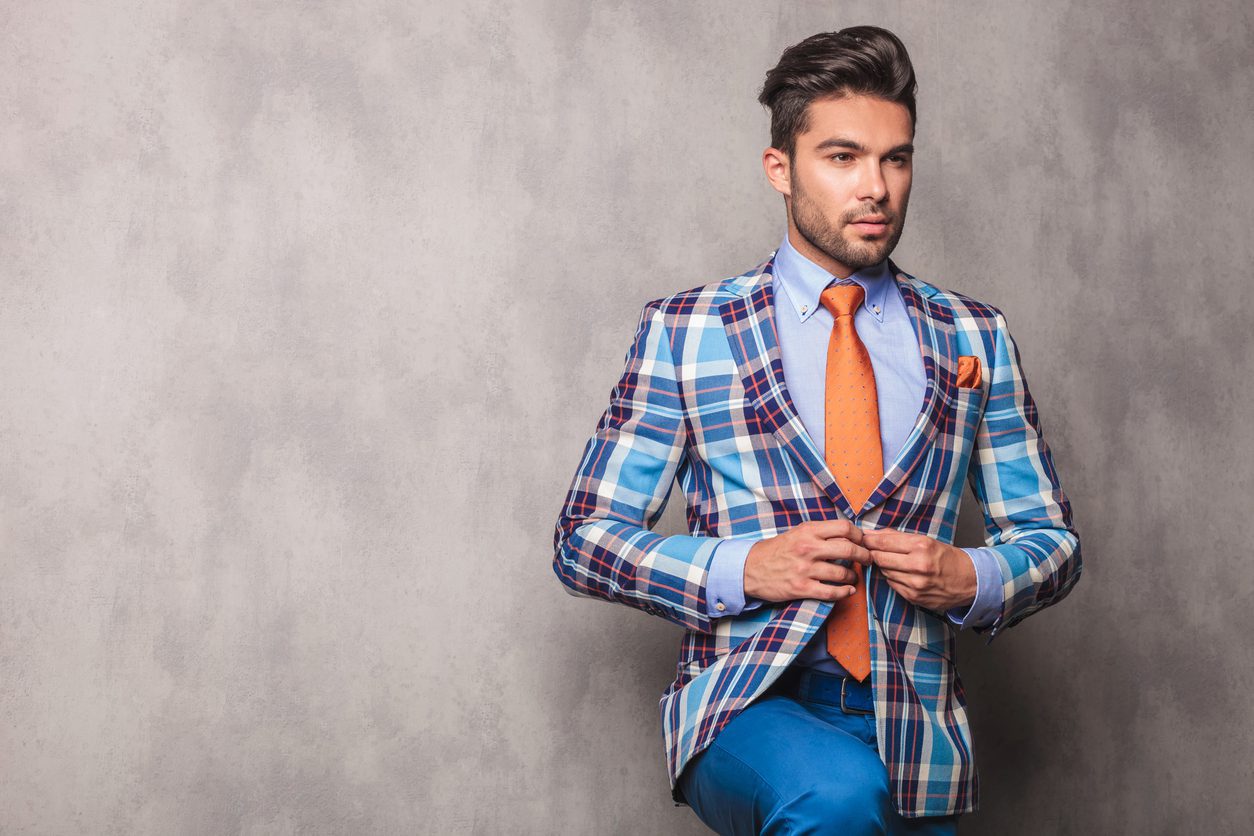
[551,249,1082,818]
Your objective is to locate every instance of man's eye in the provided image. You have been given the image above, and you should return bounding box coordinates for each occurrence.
[831,153,852,162]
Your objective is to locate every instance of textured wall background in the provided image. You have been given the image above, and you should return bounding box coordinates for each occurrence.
[3,1,1252,833]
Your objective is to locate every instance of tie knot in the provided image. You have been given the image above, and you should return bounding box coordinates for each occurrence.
[819,282,865,319]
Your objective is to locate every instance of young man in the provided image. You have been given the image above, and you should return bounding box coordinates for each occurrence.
[552,25,1082,835]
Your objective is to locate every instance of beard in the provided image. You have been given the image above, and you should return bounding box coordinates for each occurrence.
[789,166,906,273]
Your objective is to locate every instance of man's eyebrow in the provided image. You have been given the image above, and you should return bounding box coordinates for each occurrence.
[813,137,915,156]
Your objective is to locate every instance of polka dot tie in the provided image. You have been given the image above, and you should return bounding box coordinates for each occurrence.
[818,282,881,682]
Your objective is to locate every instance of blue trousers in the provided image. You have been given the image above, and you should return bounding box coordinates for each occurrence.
[678,670,961,835]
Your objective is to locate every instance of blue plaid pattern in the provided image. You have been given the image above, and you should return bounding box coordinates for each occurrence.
[552,249,1083,818]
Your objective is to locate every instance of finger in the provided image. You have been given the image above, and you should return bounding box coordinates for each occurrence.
[804,518,864,544]
[816,539,874,566]
[861,528,921,554]
[859,527,888,547]
[868,547,916,569]
[806,580,857,602]
[877,567,921,591]
[879,572,921,603]
[811,560,858,586]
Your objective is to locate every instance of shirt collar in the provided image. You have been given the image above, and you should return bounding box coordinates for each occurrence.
[772,230,893,324]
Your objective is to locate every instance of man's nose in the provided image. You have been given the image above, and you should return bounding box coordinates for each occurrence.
[856,162,888,202]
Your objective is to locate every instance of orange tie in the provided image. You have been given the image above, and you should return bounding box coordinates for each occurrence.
[819,282,881,682]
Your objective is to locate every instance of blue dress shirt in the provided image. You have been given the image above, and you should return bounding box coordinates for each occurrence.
[704,230,1003,675]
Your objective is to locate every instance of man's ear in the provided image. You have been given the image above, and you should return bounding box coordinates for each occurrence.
[762,147,791,197]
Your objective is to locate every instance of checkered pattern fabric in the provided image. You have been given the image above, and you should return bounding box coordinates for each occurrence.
[551,250,1083,818]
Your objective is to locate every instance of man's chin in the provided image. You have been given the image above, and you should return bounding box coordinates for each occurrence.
[838,239,890,267]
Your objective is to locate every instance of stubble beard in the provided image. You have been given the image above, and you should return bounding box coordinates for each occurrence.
[789,167,906,273]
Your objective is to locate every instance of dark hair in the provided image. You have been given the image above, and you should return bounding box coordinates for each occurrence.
[757,26,918,160]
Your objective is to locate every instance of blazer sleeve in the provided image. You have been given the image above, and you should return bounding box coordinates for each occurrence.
[551,300,720,634]
[966,305,1083,644]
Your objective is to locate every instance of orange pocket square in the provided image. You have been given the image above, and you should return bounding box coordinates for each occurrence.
[956,355,982,389]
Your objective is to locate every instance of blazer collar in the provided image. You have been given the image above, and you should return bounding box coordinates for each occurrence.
[719,248,961,519]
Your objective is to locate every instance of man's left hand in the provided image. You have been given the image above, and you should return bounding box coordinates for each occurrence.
[860,527,977,614]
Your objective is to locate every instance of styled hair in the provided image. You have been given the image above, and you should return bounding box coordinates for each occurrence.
[757,26,918,160]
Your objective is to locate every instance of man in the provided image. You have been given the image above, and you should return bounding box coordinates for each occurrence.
[552,25,1082,835]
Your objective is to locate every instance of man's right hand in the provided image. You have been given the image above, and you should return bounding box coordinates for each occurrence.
[743,519,872,603]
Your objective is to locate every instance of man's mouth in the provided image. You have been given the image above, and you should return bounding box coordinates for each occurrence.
[849,216,889,235]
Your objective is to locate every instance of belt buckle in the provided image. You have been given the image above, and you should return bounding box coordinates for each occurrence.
[840,676,873,715]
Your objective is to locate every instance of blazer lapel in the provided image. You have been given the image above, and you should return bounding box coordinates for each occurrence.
[864,259,960,515]
[719,251,960,518]
[720,251,855,517]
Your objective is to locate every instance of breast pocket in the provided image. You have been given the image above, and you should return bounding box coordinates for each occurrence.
[947,384,986,446]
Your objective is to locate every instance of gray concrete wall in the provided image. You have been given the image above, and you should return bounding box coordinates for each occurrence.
[3,1,1251,833]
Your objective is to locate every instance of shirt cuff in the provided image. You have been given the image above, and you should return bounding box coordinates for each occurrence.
[945,547,1003,629]
[705,538,766,617]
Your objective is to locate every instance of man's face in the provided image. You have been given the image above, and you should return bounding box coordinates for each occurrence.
[764,93,914,277]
